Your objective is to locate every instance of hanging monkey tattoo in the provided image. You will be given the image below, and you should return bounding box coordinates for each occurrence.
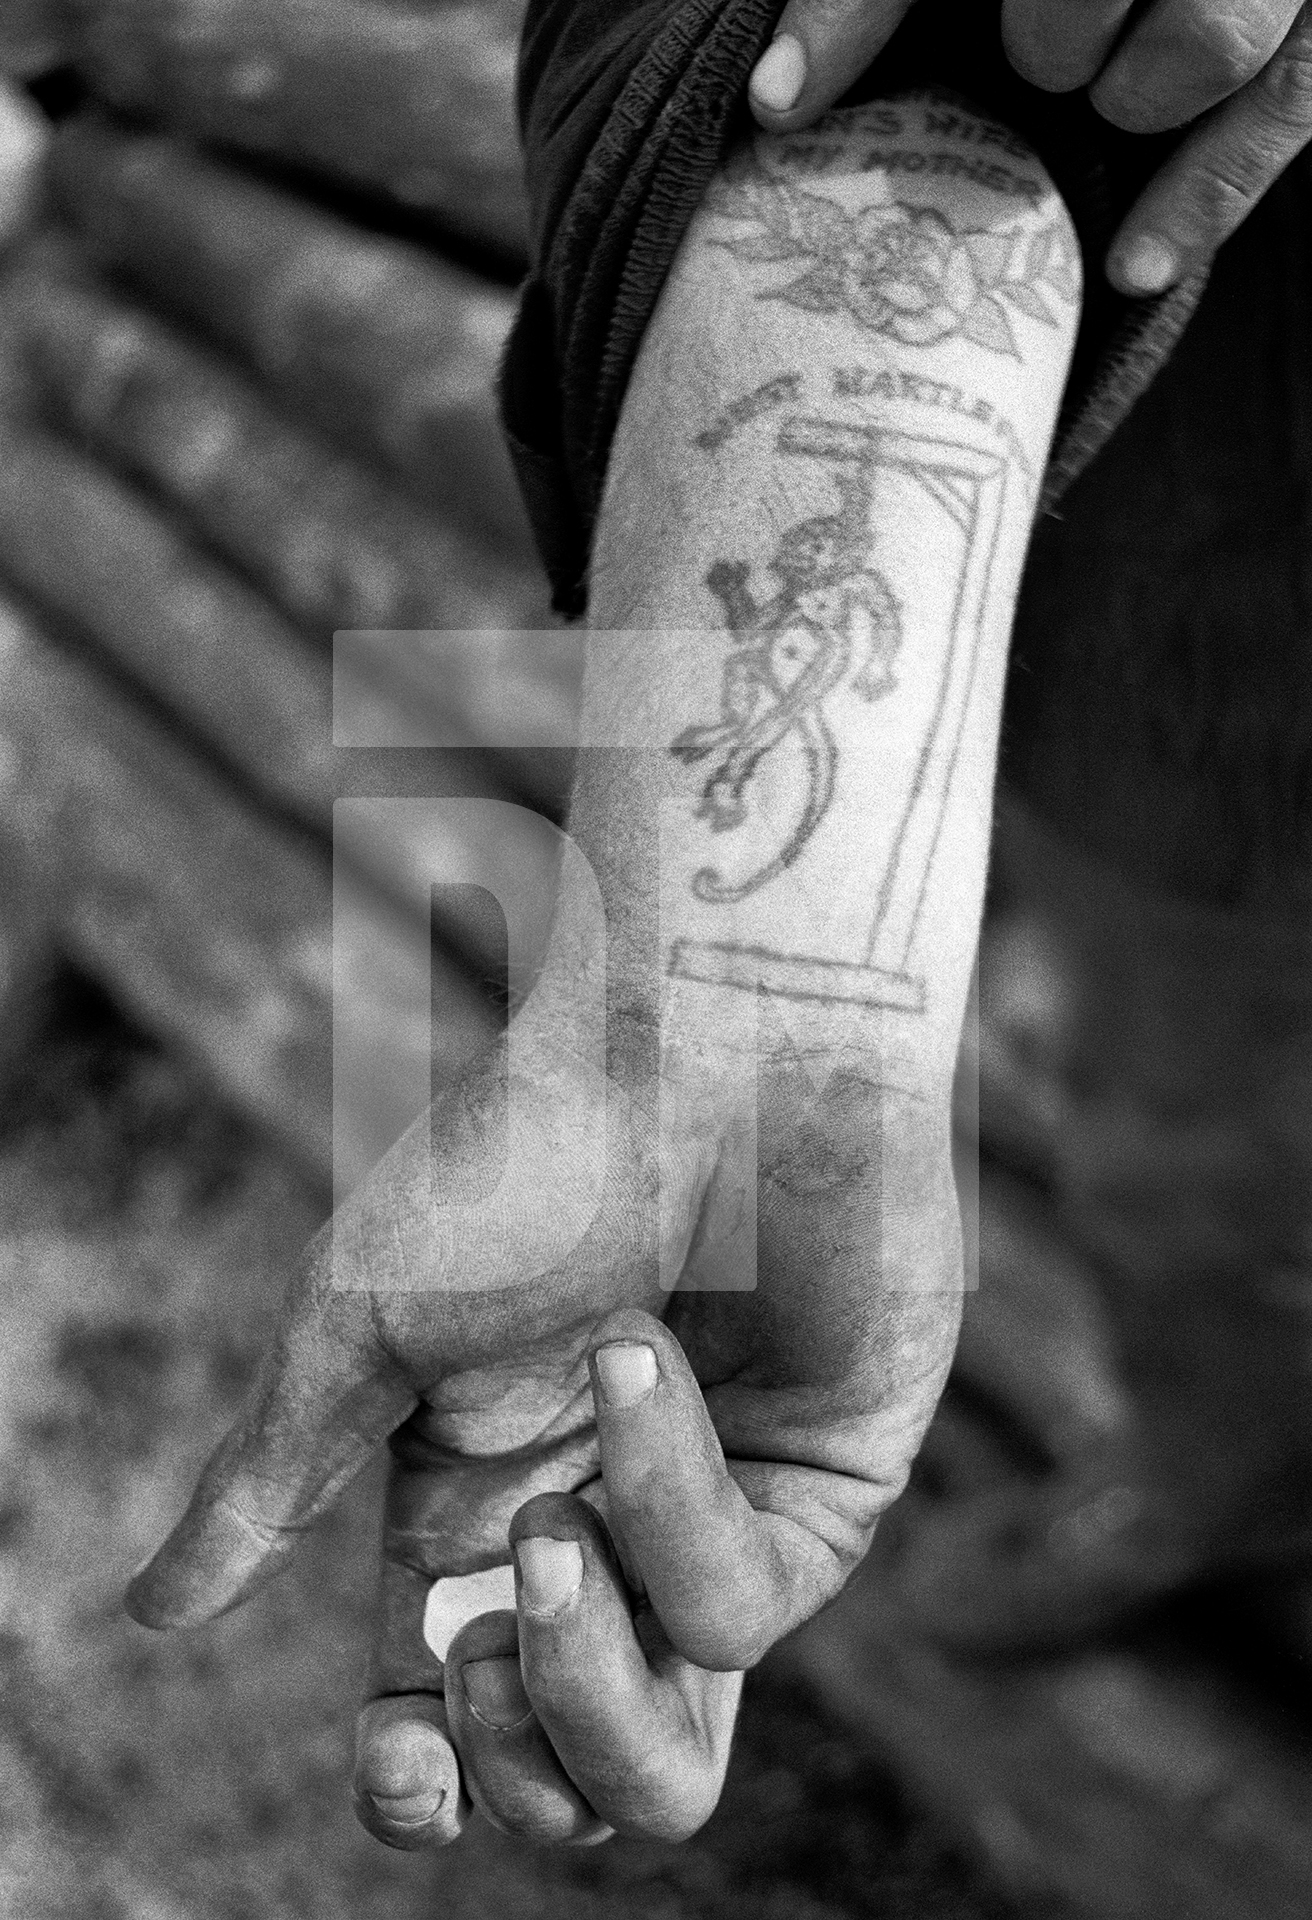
[671,461,901,902]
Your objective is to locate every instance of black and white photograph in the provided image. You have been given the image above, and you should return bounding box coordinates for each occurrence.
[1,2,1310,1915]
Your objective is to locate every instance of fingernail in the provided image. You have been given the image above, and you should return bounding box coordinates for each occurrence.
[461,1656,531,1728]
[749,34,806,114]
[366,1787,445,1827]
[1114,233,1178,294]
[594,1341,658,1408]
[516,1536,584,1615]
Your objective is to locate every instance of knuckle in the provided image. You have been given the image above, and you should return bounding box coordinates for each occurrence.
[1188,14,1270,93]
[1190,150,1269,227]
[1096,14,1274,129]
[469,1773,603,1845]
[1260,24,1312,126]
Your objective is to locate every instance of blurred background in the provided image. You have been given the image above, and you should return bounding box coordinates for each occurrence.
[0,4,1310,1916]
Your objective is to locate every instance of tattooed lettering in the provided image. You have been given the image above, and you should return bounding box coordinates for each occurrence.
[835,363,989,419]
[707,166,1078,358]
[774,143,1041,200]
[851,149,1044,205]
[696,372,804,452]
[832,365,1034,483]
[921,103,1035,162]
[671,459,901,902]
[779,99,1039,170]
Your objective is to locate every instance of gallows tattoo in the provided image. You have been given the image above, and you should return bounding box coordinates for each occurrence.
[670,416,1005,1013]
[670,463,901,902]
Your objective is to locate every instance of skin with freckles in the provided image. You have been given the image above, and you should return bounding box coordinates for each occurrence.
[748,0,1312,295]
[126,96,1077,1850]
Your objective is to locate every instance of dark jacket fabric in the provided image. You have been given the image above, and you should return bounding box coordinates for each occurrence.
[501,0,1208,616]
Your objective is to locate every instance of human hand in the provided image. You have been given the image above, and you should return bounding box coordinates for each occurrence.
[126,964,962,1848]
[1002,0,1312,297]
[746,0,1312,298]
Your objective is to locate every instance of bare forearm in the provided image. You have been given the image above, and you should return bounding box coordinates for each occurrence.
[557,92,1079,1098]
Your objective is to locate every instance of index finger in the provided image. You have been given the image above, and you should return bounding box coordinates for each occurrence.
[126,1241,415,1628]
[1090,0,1303,133]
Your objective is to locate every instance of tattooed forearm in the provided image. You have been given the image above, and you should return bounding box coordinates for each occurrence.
[578,91,1079,1057]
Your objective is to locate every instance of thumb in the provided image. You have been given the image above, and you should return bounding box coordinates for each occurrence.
[127,1254,416,1629]
[748,0,919,128]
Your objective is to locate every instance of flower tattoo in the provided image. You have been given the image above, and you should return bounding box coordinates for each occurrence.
[706,170,1078,357]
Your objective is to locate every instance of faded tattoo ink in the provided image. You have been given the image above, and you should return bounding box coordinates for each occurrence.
[671,417,1007,1013]
[777,98,1047,202]
[706,163,1077,358]
[696,372,803,451]
[671,459,901,903]
[858,149,1044,205]
[833,365,1034,483]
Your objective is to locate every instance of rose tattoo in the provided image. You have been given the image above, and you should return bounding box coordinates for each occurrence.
[707,168,1078,359]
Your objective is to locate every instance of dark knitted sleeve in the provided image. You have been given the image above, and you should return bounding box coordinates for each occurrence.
[501,0,1209,616]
